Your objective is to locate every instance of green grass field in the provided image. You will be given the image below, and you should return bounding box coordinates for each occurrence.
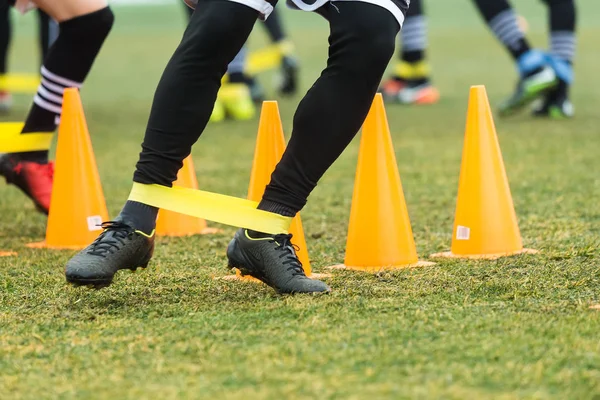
[1,1,599,398]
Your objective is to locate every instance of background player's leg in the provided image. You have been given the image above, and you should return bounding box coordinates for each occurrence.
[533,0,576,118]
[380,0,439,105]
[472,0,532,60]
[261,7,298,95]
[0,3,12,112]
[37,9,59,64]
[0,0,113,214]
[221,46,256,120]
[471,0,556,116]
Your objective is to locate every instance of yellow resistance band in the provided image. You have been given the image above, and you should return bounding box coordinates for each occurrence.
[394,61,431,80]
[0,74,41,93]
[129,182,292,235]
[0,123,53,153]
[248,46,282,75]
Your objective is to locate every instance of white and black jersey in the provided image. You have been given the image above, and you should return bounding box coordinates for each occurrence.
[227,0,409,27]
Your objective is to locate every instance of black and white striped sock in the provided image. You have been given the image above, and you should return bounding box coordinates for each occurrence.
[15,7,114,162]
[551,31,576,63]
[488,9,527,57]
[400,15,427,63]
[472,0,531,60]
[33,66,82,127]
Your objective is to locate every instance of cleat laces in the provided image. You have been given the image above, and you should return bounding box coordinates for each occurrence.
[271,234,305,277]
[87,221,135,257]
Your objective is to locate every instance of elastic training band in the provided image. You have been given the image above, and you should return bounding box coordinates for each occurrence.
[128,182,292,234]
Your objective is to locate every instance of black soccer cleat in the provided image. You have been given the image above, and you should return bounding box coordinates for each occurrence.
[227,229,331,294]
[499,65,557,117]
[532,80,574,119]
[65,219,155,289]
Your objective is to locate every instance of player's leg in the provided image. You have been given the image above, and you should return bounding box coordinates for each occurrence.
[0,2,12,112]
[37,9,59,64]
[380,0,439,105]
[261,7,299,95]
[220,46,257,120]
[65,0,263,289]
[226,2,401,292]
[533,0,576,118]
[471,0,557,116]
[0,0,113,213]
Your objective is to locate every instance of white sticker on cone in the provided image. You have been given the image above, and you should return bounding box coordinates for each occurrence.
[456,225,470,240]
[87,216,103,231]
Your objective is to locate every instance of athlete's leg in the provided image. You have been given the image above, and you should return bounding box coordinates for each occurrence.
[533,0,576,118]
[0,2,12,112]
[257,2,399,216]
[261,6,299,95]
[66,0,261,288]
[471,0,557,116]
[380,0,439,105]
[0,0,113,213]
[226,2,401,293]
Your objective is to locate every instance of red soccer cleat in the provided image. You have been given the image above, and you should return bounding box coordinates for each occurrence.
[0,155,54,214]
[0,90,12,113]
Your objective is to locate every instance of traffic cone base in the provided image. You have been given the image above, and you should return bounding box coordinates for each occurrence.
[27,242,83,250]
[431,248,538,260]
[328,261,434,273]
[218,272,330,282]
[0,251,17,257]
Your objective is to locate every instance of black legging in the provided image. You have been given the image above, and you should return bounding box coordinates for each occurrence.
[0,6,56,73]
[134,0,400,213]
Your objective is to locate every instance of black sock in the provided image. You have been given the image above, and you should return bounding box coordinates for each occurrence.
[119,201,159,234]
[133,0,259,186]
[262,7,285,43]
[257,199,296,217]
[15,7,114,163]
[0,3,10,76]
[261,2,399,214]
[472,0,532,60]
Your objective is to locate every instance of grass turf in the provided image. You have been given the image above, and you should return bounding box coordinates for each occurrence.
[1,1,599,398]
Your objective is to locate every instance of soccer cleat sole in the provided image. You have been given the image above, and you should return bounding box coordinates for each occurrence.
[66,262,150,289]
[499,80,558,117]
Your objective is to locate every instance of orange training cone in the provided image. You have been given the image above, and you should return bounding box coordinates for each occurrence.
[224,101,325,280]
[431,85,537,259]
[0,251,17,257]
[331,94,433,272]
[156,156,219,236]
[28,88,109,249]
